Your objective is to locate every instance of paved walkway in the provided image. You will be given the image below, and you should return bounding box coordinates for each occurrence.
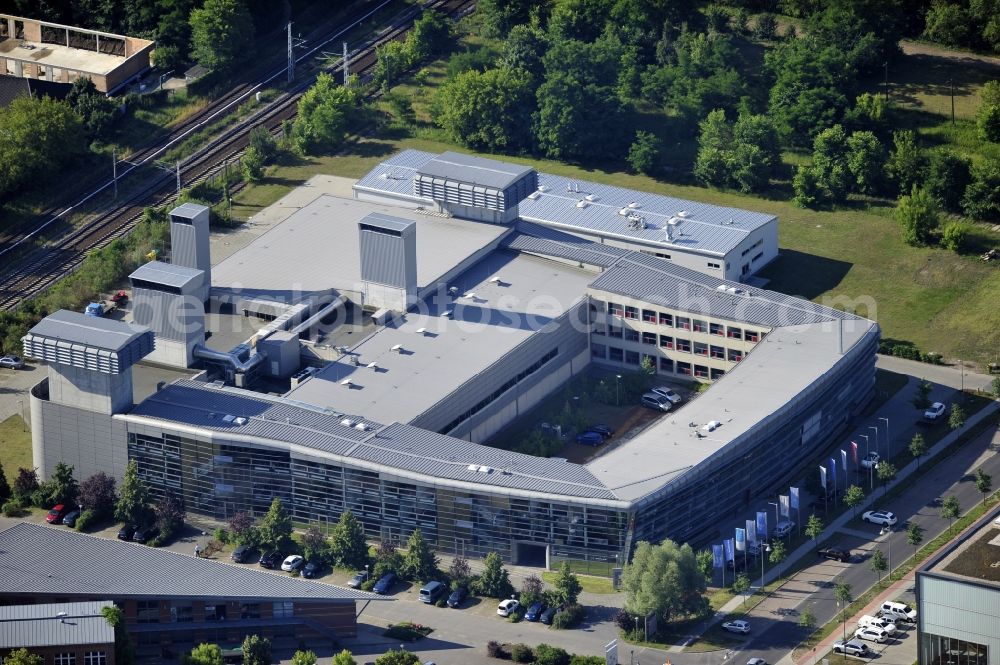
[875,355,996,393]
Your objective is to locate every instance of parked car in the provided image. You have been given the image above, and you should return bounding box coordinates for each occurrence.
[117,524,137,541]
[231,544,255,563]
[576,431,605,446]
[772,520,796,538]
[45,504,71,524]
[924,402,946,421]
[833,640,869,656]
[61,510,81,528]
[641,392,671,412]
[133,525,159,544]
[497,599,520,617]
[258,551,282,569]
[525,602,545,622]
[862,510,898,526]
[854,627,889,644]
[817,546,851,563]
[585,424,614,438]
[722,620,751,635]
[540,606,558,625]
[373,573,397,595]
[347,571,367,588]
[302,560,324,579]
[858,614,897,636]
[281,555,304,572]
[446,586,468,608]
[650,386,683,404]
[879,601,917,623]
[0,355,24,369]
[419,581,446,604]
[860,452,880,469]
[747,658,767,665]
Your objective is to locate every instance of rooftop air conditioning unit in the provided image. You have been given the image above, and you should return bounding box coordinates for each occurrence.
[677,210,690,218]
[341,418,355,427]
[538,185,549,192]
[576,200,589,208]
[585,194,597,202]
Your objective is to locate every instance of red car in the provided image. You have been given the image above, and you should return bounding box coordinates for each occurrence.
[45,504,71,524]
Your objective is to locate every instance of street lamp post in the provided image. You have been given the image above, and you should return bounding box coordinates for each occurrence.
[879,417,890,459]
[616,375,622,406]
[364,563,369,582]
[760,543,772,591]
[869,425,879,460]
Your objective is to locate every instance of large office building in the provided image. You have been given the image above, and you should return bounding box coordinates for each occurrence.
[25,150,878,570]
[0,600,116,665]
[917,510,1000,665]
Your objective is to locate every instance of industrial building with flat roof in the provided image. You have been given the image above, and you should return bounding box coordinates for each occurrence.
[25,150,878,571]
[0,600,116,665]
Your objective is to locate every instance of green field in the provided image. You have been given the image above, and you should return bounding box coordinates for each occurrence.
[0,415,31,478]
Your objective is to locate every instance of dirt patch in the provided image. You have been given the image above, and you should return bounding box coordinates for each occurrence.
[942,527,1000,582]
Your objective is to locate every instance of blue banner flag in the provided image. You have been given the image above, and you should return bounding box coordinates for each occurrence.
[757,511,768,538]
[746,519,757,544]
[735,527,746,551]
[820,465,827,489]
[713,544,723,569]
[779,494,790,519]
[841,449,848,472]
[790,487,800,510]
[829,457,838,487]
[724,538,735,562]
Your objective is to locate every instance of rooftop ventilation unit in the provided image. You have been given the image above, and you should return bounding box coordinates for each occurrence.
[463,291,476,299]
[717,285,727,291]
[537,185,549,193]
[467,464,478,472]
[366,361,378,369]
[341,418,355,427]
[340,378,352,387]
[576,200,589,208]
[416,327,427,334]
[527,192,540,200]
[489,275,501,283]
[618,207,629,216]
[448,286,459,295]
[222,414,236,423]
[442,309,453,318]
[354,422,368,431]
[628,201,640,209]
[478,465,494,474]
[677,210,690,218]
[391,343,403,352]
[585,194,597,202]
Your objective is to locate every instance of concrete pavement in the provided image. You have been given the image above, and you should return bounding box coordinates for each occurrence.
[875,355,996,393]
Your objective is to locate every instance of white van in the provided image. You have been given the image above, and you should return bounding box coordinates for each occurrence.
[880,601,917,623]
[858,614,897,635]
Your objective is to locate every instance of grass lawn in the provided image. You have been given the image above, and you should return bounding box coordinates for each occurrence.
[0,415,31,476]
[541,571,617,595]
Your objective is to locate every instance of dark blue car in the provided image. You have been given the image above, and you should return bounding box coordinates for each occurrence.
[576,431,604,446]
[525,602,545,622]
[373,573,396,594]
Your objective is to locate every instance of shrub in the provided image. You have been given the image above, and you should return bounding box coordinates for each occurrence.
[214,527,229,544]
[941,221,970,252]
[486,641,507,659]
[510,644,533,663]
[552,603,585,629]
[360,579,376,592]
[435,597,447,608]
[534,644,571,665]
[75,509,97,532]
[2,500,23,517]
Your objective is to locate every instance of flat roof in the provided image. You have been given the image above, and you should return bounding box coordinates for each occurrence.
[0,523,382,603]
[361,211,415,233]
[355,150,777,256]
[24,308,151,353]
[925,513,1000,588]
[0,39,131,76]
[416,151,535,191]
[211,194,508,302]
[285,249,596,424]
[130,260,203,289]
[0,600,114,650]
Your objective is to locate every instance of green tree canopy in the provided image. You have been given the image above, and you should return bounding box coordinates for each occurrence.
[433,67,535,152]
[909,433,928,467]
[183,644,224,665]
[115,459,150,526]
[925,151,972,212]
[257,497,293,551]
[628,131,662,176]
[301,526,330,563]
[0,96,86,198]
[846,130,885,195]
[0,460,10,503]
[941,494,961,530]
[189,0,255,73]
[330,650,355,665]
[374,649,419,665]
[949,403,966,430]
[478,551,514,599]
[293,650,319,665]
[79,472,117,518]
[554,561,583,605]
[477,0,534,39]
[844,484,865,517]
[242,635,271,665]
[621,539,706,622]
[975,468,992,504]
[886,130,927,196]
[329,509,369,569]
[291,73,366,154]
[962,158,1000,221]
[895,185,939,246]
[870,548,887,584]
[2,649,43,665]
[978,104,1000,143]
[402,528,438,582]
[805,514,824,543]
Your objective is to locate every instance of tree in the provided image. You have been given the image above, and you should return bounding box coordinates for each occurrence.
[548,0,607,42]
[330,651,356,665]
[978,104,1000,143]
[433,67,535,152]
[43,462,78,506]
[906,522,924,556]
[732,573,751,605]
[834,582,853,642]
[975,468,992,505]
[799,607,816,630]
[241,146,265,183]
[301,526,329,563]
[792,165,824,208]
[115,459,150,525]
[844,484,865,517]
[189,0,255,73]
[373,537,403,579]
[695,110,779,193]
[0,460,8,503]
[870,548,887,585]
[876,462,897,496]
[228,511,258,546]
[922,2,972,47]
[554,561,583,605]
[754,13,778,40]
[941,221,971,252]
[769,539,788,579]
[846,130,884,195]
[521,573,544,606]
[183,644,224,665]
[292,651,319,665]
[79,472,117,518]
[696,549,714,583]
[949,403,966,430]
[694,109,733,186]
[329,509,369,569]
[895,186,939,246]
[477,0,534,39]
[101,604,134,665]
[501,24,548,75]
[448,555,471,585]
[65,77,117,136]
[621,539,707,622]
[886,130,927,196]
[0,96,87,198]
[1,649,43,665]
[402,528,438,582]
[909,433,928,468]
[805,514,824,544]
[993,376,1000,399]
[291,73,366,154]
[628,131,662,176]
[913,379,933,410]
[534,645,571,665]
[809,124,851,203]
[941,495,961,532]
[258,497,293,551]
[962,158,1000,221]
[374,649,419,665]
[408,10,452,61]
[925,151,972,212]
[154,491,185,536]
[478,551,514,599]
[12,467,38,502]
[242,635,271,665]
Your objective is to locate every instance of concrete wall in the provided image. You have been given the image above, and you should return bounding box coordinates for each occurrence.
[47,363,133,414]
[30,378,128,481]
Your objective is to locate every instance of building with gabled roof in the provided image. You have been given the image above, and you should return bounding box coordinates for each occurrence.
[0,600,115,665]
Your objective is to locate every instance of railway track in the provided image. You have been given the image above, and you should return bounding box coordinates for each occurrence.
[0,0,472,312]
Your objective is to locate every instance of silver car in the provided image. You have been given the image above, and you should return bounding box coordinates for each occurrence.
[0,355,24,369]
[650,386,683,404]
[641,393,671,412]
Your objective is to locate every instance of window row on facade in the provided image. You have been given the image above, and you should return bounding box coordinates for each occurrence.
[53,654,107,665]
[604,302,762,342]
[596,328,749,362]
[591,344,726,380]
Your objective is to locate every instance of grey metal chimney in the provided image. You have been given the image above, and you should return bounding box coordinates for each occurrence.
[169,202,211,302]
